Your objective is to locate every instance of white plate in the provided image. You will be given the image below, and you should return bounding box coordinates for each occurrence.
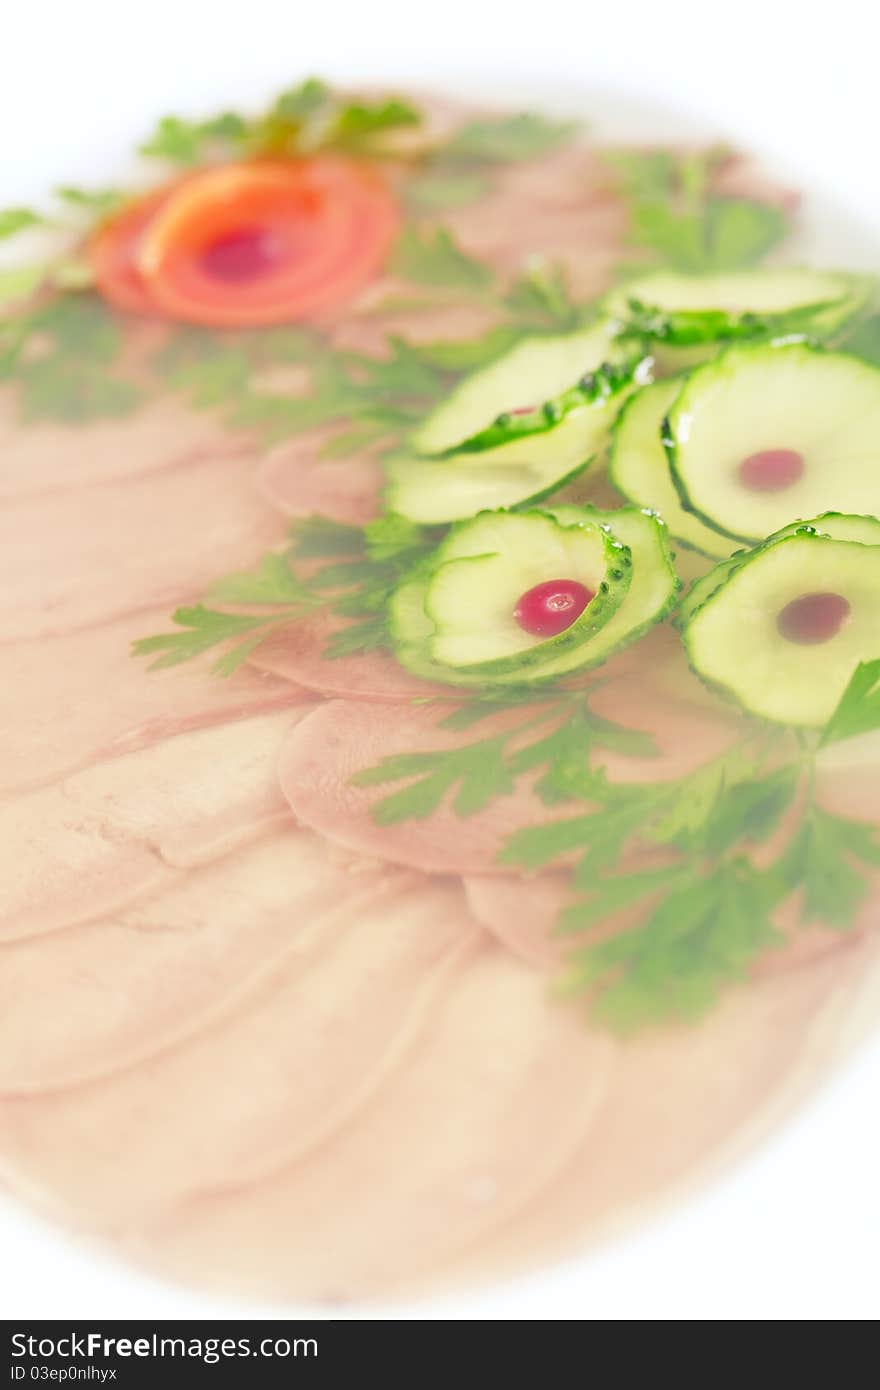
[1,0,878,1322]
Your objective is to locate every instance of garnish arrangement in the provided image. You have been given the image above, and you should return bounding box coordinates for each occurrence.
[6,77,880,1035]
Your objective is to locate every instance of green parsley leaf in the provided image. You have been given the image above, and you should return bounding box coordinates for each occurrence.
[363,513,427,563]
[271,78,332,123]
[819,657,880,748]
[405,168,491,213]
[327,98,421,151]
[132,605,287,675]
[289,516,366,560]
[207,551,314,605]
[0,264,45,308]
[391,226,495,293]
[607,148,788,272]
[133,552,318,677]
[445,112,579,163]
[350,733,514,824]
[0,207,44,239]
[776,805,880,927]
[139,115,207,164]
[503,261,580,331]
[561,862,782,1030]
[55,185,126,218]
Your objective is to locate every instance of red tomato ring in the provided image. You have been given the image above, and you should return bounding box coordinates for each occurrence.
[88,186,176,315]
[133,158,399,327]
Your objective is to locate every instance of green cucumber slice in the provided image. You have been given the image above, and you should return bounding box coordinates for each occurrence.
[682,531,880,726]
[411,319,625,455]
[607,268,870,346]
[388,372,638,524]
[425,511,630,675]
[665,342,880,544]
[676,511,880,630]
[440,355,648,456]
[530,503,681,677]
[609,378,734,557]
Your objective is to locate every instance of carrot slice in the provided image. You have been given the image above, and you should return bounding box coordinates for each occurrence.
[88,187,175,314]
[134,159,399,327]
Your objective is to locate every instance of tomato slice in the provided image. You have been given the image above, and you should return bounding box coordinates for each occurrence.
[133,158,399,327]
[88,187,175,314]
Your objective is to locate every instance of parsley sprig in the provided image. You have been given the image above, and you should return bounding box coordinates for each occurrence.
[606,147,788,273]
[350,659,880,1031]
[138,80,422,165]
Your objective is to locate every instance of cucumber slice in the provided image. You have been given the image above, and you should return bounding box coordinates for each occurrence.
[440,355,648,456]
[388,570,490,687]
[607,268,869,346]
[676,511,880,630]
[531,503,681,676]
[425,511,630,675]
[609,378,734,558]
[682,531,880,726]
[411,319,624,455]
[388,372,638,524]
[666,342,880,544]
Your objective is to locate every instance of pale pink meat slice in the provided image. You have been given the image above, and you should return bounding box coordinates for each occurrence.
[256,427,385,526]
[249,610,449,702]
[0,706,311,941]
[277,698,575,875]
[0,453,283,642]
[0,877,479,1218]
[0,608,307,796]
[128,944,615,1301]
[0,389,249,500]
[442,930,879,1292]
[0,827,409,1093]
[276,656,745,876]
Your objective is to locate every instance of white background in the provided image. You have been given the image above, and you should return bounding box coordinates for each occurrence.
[1,0,878,1321]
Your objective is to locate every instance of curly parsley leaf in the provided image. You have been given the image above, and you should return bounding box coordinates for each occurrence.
[502,261,581,331]
[405,169,492,213]
[55,185,126,218]
[391,226,495,292]
[0,207,45,239]
[561,862,782,1030]
[446,112,579,164]
[327,97,421,151]
[133,554,319,676]
[351,732,515,823]
[775,805,880,927]
[607,148,788,272]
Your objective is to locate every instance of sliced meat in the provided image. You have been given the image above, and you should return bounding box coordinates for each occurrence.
[0,389,249,500]
[442,145,630,301]
[815,730,880,825]
[128,943,614,1301]
[464,872,570,970]
[257,428,384,526]
[0,707,311,941]
[0,827,410,1093]
[0,608,306,797]
[713,152,800,210]
[326,292,501,359]
[0,453,283,642]
[277,698,574,875]
[249,610,449,702]
[0,877,478,1220]
[444,931,879,1291]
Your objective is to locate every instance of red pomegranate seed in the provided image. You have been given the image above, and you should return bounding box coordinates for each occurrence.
[514,579,594,637]
[776,592,850,644]
[739,448,805,492]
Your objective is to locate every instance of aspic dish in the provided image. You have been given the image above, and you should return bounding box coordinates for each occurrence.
[1,79,880,1303]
